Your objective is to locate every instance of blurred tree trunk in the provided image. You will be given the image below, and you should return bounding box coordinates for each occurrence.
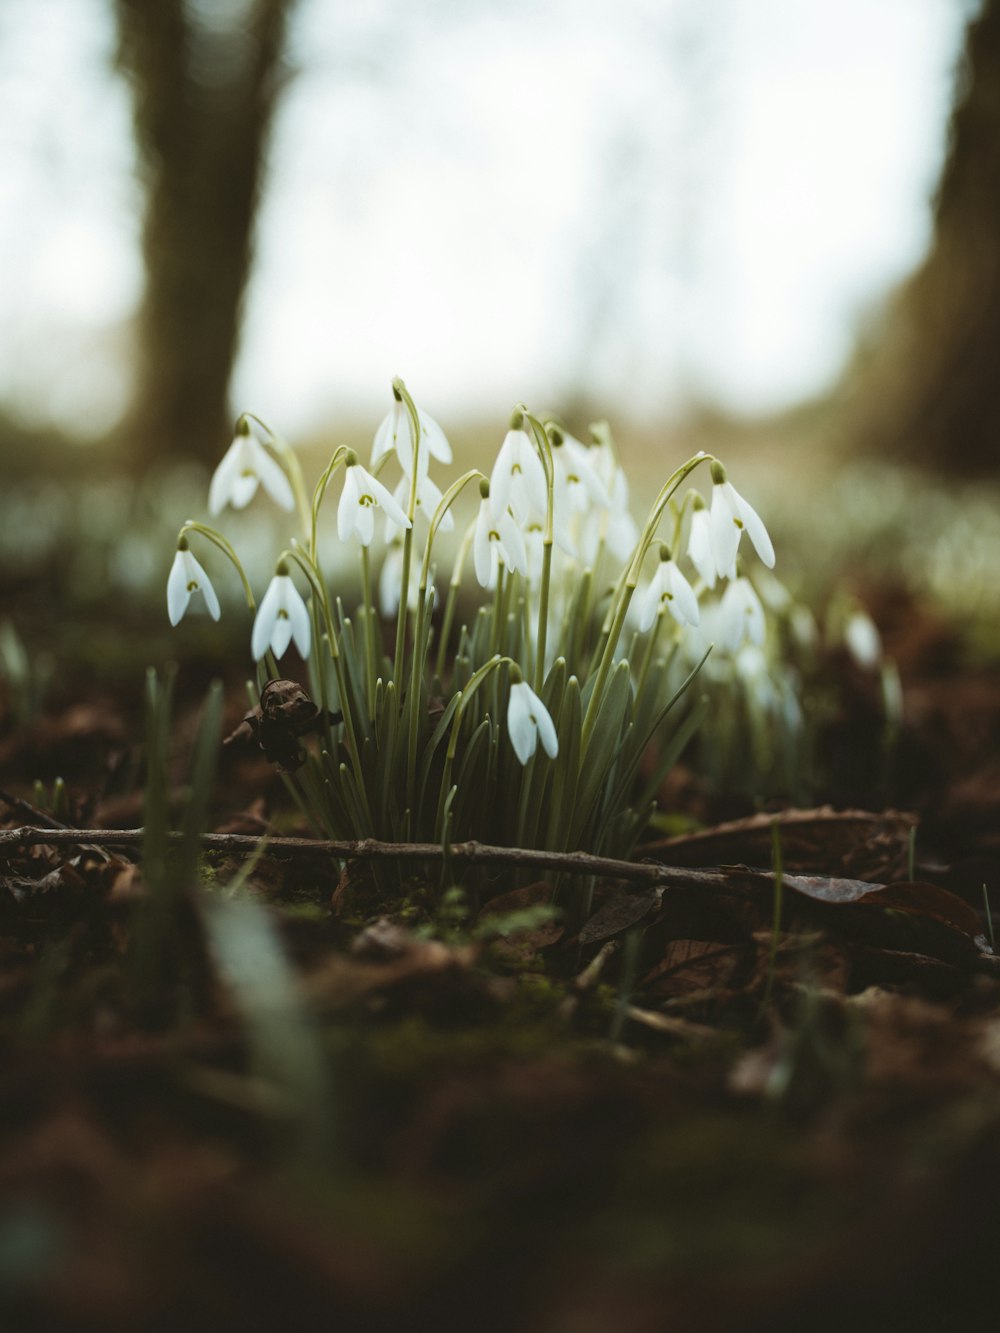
[859,0,1000,474]
[114,0,295,468]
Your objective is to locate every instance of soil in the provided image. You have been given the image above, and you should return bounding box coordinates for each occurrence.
[0,582,999,1333]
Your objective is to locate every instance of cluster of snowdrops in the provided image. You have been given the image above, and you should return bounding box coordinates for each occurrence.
[166,379,787,862]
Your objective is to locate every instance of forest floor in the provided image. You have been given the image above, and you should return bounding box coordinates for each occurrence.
[1,460,1000,1331]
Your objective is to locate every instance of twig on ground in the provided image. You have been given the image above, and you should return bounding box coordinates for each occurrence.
[0,825,750,894]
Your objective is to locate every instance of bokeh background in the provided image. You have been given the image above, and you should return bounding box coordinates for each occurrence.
[1,0,998,666]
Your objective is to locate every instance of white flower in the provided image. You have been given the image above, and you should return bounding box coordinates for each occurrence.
[166,543,220,625]
[490,421,548,523]
[389,471,454,535]
[473,496,528,589]
[718,576,766,651]
[551,429,610,515]
[378,541,430,617]
[338,458,412,547]
[251,571,311,661]
[844,609,882,670]
[687,502,717,590]
[371,397,452,478]
[635,554,700,632]
[577,466,638,566]
[208,420,294,515]
[507,680,559,765]
[708,465,775,578]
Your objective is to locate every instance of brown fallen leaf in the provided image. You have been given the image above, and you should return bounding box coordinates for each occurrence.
[640,806,916,878]
[641,939,750,998]
[475,882,564,964]
[578,887,662,945]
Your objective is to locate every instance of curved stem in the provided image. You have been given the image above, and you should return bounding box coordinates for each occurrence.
[243,412,312,540]
[179,521,256,611]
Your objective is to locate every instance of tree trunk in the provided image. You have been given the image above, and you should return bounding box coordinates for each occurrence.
[858,0,1000,474]
[114,0,295,469]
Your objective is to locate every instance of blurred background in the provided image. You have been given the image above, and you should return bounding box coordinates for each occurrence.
[1,0,998,666]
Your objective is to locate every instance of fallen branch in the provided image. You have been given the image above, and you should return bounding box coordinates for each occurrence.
[0,825,747,893]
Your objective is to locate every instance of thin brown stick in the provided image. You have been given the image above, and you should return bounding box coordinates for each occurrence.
[0,825,748,892]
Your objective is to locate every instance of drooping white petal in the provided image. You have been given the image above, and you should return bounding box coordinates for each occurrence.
[371,402,404,466]
[473,502,494,588]
[490,429,547,523]
[844,610,881,669]
[419,410,452,465]
[167,548,220,625]
[733,491,775,568]
[719,577,765,651]
[496,511,528,576]
[363,466,412,533]
[507,681,558,765]
[687,507,717,589]
[166,550,191,625]
[709,482,742,580]
[635,577,662,634]
[251,576,283,660]
[248,437,295,511]
[251,574,311,661]
[208,429,294,515]
[666,562,700,626]
[208,440,244,515]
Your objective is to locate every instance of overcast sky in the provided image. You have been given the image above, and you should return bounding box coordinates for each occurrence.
[0,0,967,439]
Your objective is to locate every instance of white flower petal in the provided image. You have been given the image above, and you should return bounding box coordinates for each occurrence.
[251,576,283,660]
[507,684,536,764]
[635,578,660,634]
[166,551,191,626]
[734,491,775,568]
[473,503,493,588]
[687,508,717,589]
[419,410,452,465]
[709,482,741,580]
[208,439,244,515]
[497,511,527,575]
[247,438,295,512]
[507,681,558,765]
[667,562,700,626]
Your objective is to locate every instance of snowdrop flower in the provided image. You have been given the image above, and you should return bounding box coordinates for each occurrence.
[166,538,220,625]
[578,466,638,566]
[473,484,528,589]
[635,546,700,632]
[844,609,882,670]
[251,563,311,661]
[507,679,559,765]
[371,392,452,478]
[708,462,775,579]
[338,453,411,547]
[686,495,717,590]
[389,471,454,535]
[550,427,610,515]
[208,418,294,515]
[490,413,548,523]
[378,540,430,617]
[718,576,766,651]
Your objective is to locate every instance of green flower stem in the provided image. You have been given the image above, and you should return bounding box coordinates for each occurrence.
[436,518,477,682]
[391,382,423,688]
[281,547,365,796]
[523,410,555,692]
[405,470,484,811]
[489,568,506,659]
[179,521,256,612]
[309,447,349,562]
[434,654,509,841]
[360,545,377,707]
[581,453,712,750]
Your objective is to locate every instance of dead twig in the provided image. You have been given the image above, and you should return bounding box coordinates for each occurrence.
[0,825,749,893]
